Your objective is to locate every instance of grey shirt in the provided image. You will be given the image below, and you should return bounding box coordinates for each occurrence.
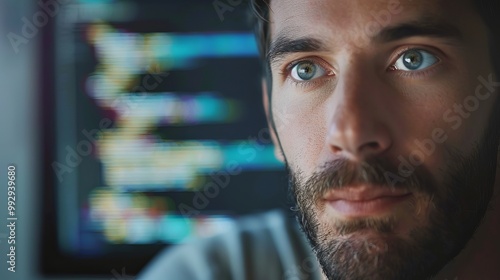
[137,210,323,280]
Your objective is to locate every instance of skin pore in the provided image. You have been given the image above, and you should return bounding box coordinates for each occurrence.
[262,0,500,279]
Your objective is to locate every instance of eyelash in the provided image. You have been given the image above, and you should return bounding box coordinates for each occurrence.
[280,58,333,89]
[279,47,442,88]
[388,47,442,77]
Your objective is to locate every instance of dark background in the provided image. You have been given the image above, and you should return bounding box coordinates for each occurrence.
[0,0,289,279]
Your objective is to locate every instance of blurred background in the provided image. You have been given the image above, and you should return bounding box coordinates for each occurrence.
[0,0,288,279]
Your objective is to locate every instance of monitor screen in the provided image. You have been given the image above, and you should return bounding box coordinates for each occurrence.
[41,0,288,275]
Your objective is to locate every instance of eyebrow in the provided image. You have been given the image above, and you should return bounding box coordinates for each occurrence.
[376,18,463,43]
[267,17,463,65]
[267,35,326,65]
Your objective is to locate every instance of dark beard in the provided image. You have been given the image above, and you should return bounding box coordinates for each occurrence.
[288,132,498,280]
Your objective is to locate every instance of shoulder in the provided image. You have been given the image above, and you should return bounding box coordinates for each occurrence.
[137,210,321,280]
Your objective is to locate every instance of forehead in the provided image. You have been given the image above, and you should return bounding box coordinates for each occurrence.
[268,0,481,46]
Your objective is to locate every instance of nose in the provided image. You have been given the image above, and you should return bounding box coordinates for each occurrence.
[326,63,393,160]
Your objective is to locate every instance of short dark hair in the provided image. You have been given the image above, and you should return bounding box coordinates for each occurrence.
[249,0,271,63]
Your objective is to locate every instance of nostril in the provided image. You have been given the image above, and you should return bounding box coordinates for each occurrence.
[360,142,382,153]
[331,145,342,153]
[327,123,392,158]
[366,142,380,149]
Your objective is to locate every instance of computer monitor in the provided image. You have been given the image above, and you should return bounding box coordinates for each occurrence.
[40,0,288,275]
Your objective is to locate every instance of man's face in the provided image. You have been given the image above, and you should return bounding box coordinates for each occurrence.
[266,0,499,279]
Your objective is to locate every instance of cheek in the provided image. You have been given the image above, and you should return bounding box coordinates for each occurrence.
[420,46,498,155]
[272,91,328,173]
[421,75,496,156]
[395,72,497,187]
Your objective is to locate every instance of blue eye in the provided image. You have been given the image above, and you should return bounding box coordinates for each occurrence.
[291,61,327,81]
[394,49,438,71]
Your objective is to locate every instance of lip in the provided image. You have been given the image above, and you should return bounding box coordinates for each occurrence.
[323,186,412,217]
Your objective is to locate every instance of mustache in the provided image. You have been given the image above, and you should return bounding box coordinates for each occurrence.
[292,157,436,202]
